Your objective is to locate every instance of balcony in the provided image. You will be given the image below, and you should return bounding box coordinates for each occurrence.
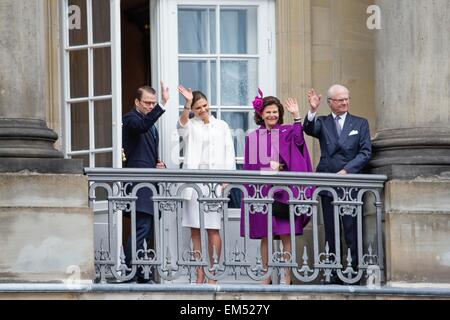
[86,168,387,288]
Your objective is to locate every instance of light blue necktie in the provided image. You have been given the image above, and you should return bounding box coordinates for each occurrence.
[335,116,342,137]
[150,125,157,141]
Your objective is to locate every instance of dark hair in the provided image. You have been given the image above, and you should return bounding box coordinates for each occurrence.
[135,86,156,101]
[191,91,208,108]
[254,96,284,125]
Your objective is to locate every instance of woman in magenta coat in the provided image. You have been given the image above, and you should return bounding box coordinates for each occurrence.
[240,90,313,284]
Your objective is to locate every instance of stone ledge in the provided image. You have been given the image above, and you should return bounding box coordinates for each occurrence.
[1,284,450,300]
[0,173,88,208]
[0,158,83,174]
[385,179,450,212]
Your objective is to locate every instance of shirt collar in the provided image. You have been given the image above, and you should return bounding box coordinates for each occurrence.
[193,114,215,124]
[134,107,145,117]
[332,112,347,122]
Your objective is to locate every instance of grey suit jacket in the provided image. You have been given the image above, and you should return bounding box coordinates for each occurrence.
[303,113,372,174]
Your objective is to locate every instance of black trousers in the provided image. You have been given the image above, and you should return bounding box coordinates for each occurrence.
[125,211,154,279]
[320,192,358,268]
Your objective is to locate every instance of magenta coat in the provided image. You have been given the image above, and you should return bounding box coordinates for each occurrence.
[240,122,313,239]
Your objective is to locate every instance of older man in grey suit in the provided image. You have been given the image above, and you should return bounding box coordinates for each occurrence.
[303,85,372,283]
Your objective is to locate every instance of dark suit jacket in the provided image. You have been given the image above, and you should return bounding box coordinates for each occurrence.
[122,104,165,214]
[303,113,372,174]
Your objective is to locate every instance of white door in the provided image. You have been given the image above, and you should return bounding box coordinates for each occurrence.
[152,0,276,169]
[61,0,123,265]
[151,0,276,283]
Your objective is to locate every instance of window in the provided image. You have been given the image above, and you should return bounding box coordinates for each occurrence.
[178,5,259,160]
[154,0,276,167]
[61,0,122,168]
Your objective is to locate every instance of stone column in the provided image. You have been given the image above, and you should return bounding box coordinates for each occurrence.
[372,0,450,284]
[371,0,450,178]
[0,0,79,172]
[0,0,93,283]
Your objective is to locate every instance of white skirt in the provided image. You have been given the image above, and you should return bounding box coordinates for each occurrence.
[181,184,222,230]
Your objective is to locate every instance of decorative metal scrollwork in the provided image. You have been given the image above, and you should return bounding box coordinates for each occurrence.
[88,169,386,285]
[338,204,357,217]
[113,200,132,212]
[273,250,292,263]
[249,203,268,214]
[95,239,110,261]
[362,244,379,265]
[202,202,223,214]
[159,201,177,212]
[298,246,314,277]
[294,204,313,216]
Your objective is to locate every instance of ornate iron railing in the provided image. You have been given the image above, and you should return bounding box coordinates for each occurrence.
[85,168,387,285]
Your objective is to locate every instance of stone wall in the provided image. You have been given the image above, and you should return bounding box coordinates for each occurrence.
[0,173,93,282]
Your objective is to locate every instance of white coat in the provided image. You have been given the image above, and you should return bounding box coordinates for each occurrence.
[177,115,236,170]
[177,115,236,206]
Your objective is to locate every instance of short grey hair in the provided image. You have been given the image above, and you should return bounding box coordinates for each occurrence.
[327,84,349,100]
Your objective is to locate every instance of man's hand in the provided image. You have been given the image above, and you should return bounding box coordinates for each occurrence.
[284,97,300,119]
[161,81,169,106]
[337,169,348,175]
[156,160,166,169]
[307,88,321,113]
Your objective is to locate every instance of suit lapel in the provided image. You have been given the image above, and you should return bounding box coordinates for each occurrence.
[324,115,339,142]
[338,113,354,145]
[323,115,340,156]
[134,109,158,153]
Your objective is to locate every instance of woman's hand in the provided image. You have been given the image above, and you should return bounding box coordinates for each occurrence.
[178,85,193,102]
[269,161,284,171]
[178,85,193,126]
[285,97,300,119]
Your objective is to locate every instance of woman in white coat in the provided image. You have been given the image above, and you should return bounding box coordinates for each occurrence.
[177,85,236,284]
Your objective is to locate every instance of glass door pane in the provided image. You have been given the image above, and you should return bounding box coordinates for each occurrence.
[62,0,121,168]
[220,60,258,106]
[220,7,257,54]
[68,0,87,46]
[178,8,216,54]
[177,3,262,167]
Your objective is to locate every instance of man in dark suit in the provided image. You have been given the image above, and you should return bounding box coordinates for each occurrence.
[122,82,168,283]
[303,85,372,283]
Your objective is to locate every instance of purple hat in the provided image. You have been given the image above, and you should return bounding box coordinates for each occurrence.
[252,88,264,115]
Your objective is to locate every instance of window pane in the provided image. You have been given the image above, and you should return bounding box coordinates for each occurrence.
[68,0,87,46]
[70,50,88,98]
[179,60,208,104]
[94,47,112,96]
[221,60,258,106]
[221,112,249,158]
[220,8,257,54]
[70,102,89,151]
[210,9,216,54]
[92,0,110,43]
[94,100,112,149]
[96,152,113,167]
[178,8,215,54]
